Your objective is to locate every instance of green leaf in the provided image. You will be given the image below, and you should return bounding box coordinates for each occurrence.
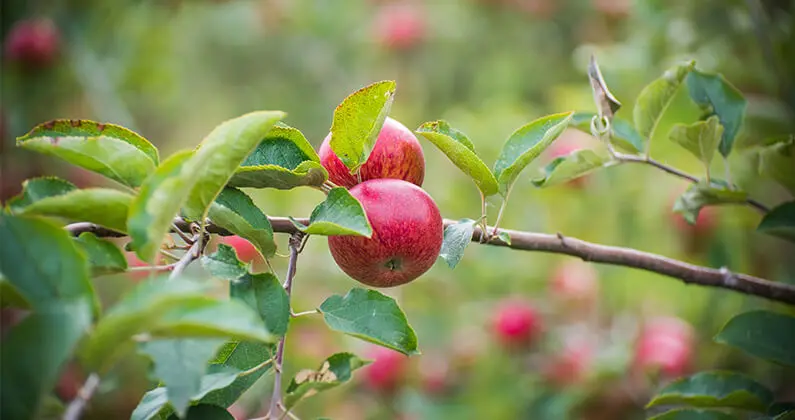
[74,232,128,275]
[531,149,614,188]
[182,111,286,220]
[198,342,273,408]
[439,219,477,269]
[284,353,370,410]
[319,288,419,355]
[201,244,249,280]
[17,119,159,187]
[166,404,234,420]
[19,188,133,233]
[329,80,396,172]
[633,61,695,144]
[673,182,747,224]
[82,277,274,372]
[686,69,747,157]
[570,112,644,153]
[132,369,244,420]
[648,409,737,420]
[0,213,97,313]
[231,273,290,337]
[6,176,77,213]
[757,201,795,243]
[128,150,194,263]
[647,371,773,413]
[669,116,724,169]
[415,120,500,196]
[139,339,227,417]
[207,187,276,258]
[228,123,328,190]
[770,403,795,419]
[497,231,512,245]
[493,112,575,195]
[1,278,31,309]
[750,136,795,195]
[0,300,92,420]
[714,310,795,367]
[290,187,372,237]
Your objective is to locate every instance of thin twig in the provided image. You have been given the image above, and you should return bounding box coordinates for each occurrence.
[277,402,301,420]
[268,232,304,420]
[169,235,201,280]
[239,358,274,377]
[65,217,795,304]
[62,373,100,420]
[127,263,179,272]
[291,309,319,318]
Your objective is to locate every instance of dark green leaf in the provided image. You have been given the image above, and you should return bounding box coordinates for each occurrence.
[570,112,644,153]
[17,119,159,187]
[231,273,290,336]
[132,369,244,420]
[673,182,747,224]
[290,187,372,237]
[415,121,499,196]
[207,188,276,259]
[166,404,234,420]
[633,61,695,143]
[669,116,724,169]
[531,149,613,188]
[0,213,97,313]
[329,80,396,172]
[749,136,795,195]
[6,176,76,213]
[74,232,128,275]
[0,278,31,309]
[319,288,419,355]
[201,244,249,280]
[493,112,574,195]
[128,150,194,263]
[686,69,747,157]
[757,201,795,243]
[0,300,92,420]
[139,339,227,417]
[284,353,370,409]
[229,161,327,190]
[18,188,133,233]
[770,402,795,418]
[647,371,773,413]
[648,409,736,420]
[714,310,795,367]
[439,219,477,269]
[198,342,273,409]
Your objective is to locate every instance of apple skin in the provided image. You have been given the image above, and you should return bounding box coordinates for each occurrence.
[4,18,60,69]
[362,346,409,393]
[492,298,542,348]
[633,316,694,377]
[222,235,261,263]
[327,179,443,288]
[372,3,426,51]
[319,117,425,189]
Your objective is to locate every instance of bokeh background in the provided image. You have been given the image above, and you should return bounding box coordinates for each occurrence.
[2,0,795,419]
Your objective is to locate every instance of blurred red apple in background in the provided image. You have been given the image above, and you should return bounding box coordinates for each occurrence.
[372,3,426,51]
[633,316,694,377]
[362,346,409,393]
[551,260,600,306]
[4,18,60,69]
[492,298,542,348]
[319,117,425,188]
[543,334,595,387]
[418,353,453,396]
[327,179,443,288]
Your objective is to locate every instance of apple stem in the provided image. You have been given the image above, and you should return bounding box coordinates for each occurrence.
[490,187,512,239]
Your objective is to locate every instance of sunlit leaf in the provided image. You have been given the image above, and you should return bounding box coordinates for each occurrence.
[532,149,614,188]
[633,61,695,144]
[290,187,372,237]
[439,219,477,269]
[207,187,276,259]
[686,69,747,157]
[6,176,76,213]
[19,188,133,233]
[669,116,724,170]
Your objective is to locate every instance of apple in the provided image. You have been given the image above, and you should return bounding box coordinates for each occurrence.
[673,206,718,237]
[327,179,443,288]
[222,235,261,263]
[4,18,60,69]
[544,335,594,386]
[492,298,542,348]
[372,3,426,51]
[319,117,425,189]
[362,346,409,393]
[550,260,599,305]
[633,316,694,377]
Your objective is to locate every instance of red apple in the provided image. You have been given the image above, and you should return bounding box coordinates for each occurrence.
[551,260,599,305]
[362,346,409,393]
[4,18,60,69]
[633,316,694,377]
[222,235,261,263]
[327,179,443,288]
[673,206,718,237]
[492,298,542,348]
[319,117,425,189]
[372,3,426,51]
[544,335,595,386]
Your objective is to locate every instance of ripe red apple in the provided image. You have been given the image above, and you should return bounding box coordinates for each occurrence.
[362,346,409,393]
[372,3,426,51]
[551,260,599,305]
[4,18,60,69]
[222,235,261,263]
[319,117,425,189]
[492,298,542,348]
[327,179,443,288]
[633,316,694,377]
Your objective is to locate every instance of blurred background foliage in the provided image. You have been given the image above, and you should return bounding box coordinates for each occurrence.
[2,0,795,419]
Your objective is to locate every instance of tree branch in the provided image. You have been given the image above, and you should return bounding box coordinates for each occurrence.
[64,217,795,305]
[62,373,100,420]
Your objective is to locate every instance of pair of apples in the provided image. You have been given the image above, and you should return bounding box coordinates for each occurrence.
[319,117,443,288]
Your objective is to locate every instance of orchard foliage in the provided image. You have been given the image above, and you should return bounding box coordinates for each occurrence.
[2,57,795,420]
